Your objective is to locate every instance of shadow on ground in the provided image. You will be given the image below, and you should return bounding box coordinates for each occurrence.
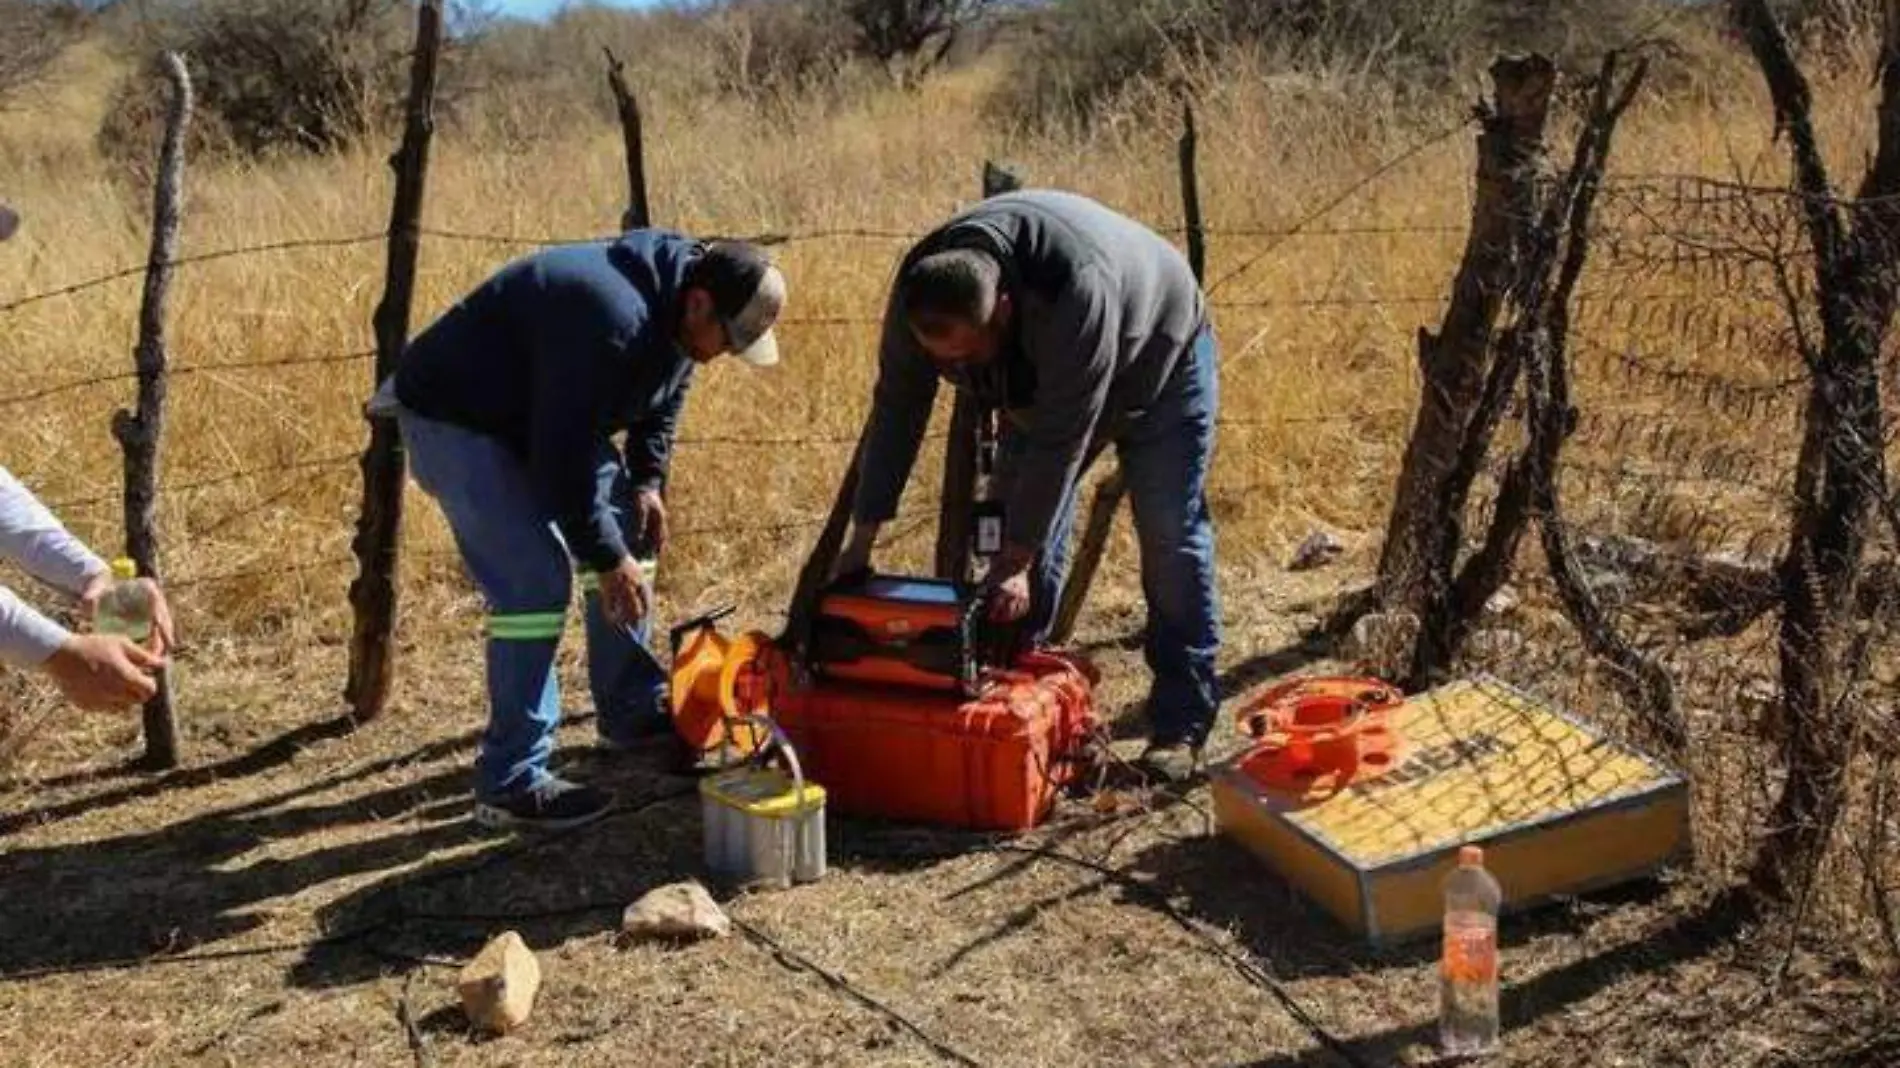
[0,716,712,990]
[1225,889,1758,1067]
[0,714,375,836]
[288,751,708,991]
[1121,833,1677,980]
[0,728,488,980]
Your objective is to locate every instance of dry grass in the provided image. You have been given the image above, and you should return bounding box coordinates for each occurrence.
[0,25,1896,1068]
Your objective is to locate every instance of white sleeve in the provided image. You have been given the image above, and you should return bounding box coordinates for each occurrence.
[0,585,70,667]
[0,465,105,669]
[0,465,108,596]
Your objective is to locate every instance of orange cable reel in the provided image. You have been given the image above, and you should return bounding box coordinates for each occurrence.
[1231,675,1409,798]
[669,619,788,759]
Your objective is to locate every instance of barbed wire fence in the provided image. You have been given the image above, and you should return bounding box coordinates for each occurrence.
[0,0,1892,1002]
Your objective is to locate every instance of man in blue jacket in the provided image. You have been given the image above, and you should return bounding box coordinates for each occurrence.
[373,231,786,830]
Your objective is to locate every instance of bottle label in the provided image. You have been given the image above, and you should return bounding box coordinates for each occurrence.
[1442,918,1497,983]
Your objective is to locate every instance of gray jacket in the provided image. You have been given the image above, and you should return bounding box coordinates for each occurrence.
[852,189,1208,555]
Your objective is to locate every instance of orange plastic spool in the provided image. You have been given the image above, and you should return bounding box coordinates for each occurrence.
[1232,676,1408,797]
[669,626,786,758]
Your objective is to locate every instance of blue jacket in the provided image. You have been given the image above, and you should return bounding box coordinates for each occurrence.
[392,230,699,572]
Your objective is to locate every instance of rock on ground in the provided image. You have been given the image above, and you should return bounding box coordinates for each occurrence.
[621,881,732,943]
[458,930,542,1035]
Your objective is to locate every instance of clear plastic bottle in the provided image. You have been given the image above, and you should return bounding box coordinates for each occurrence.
[94,557,154,643]
[1440,844,1503,1058]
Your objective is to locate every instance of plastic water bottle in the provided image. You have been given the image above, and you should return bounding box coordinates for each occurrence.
[94,557,154,643]
[1440,844,1503,1058]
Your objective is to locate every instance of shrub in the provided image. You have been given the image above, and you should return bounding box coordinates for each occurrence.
[0,0,87,108]
[704,0,856,99]
[838,0,995,84]
[98,0,413,168]
[991,0,1680,128]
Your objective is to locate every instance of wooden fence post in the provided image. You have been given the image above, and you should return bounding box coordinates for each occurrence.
[604,47,651,230]
[1049,104,1206,644]
[345,0,442,723]
[1180,100,1206,280]
[935,160,1022,583]
[1731,0,1900,904]
[1373,57,1555,625]
[112,50,190,770]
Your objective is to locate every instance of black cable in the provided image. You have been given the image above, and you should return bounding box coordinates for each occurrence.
[840,838,1373,1068]
[733,914,986,1068]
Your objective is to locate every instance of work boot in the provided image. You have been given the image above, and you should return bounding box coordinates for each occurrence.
[473,775,614,832]
[1137,739,1204,786]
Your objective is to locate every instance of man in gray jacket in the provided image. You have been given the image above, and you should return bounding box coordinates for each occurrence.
[834,189,1222,781]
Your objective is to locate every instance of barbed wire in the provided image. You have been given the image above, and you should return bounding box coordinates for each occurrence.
[0,235,388,315]
[0,351,375,409]
[1203,115,1483,299]
[1606,171,1900,209]
[44,452,362,511]
[163,506,920,590]
[0,220,1499,323]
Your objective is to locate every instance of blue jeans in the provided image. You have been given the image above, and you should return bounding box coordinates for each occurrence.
[394,408,668,801]
[1005,325,1223,748]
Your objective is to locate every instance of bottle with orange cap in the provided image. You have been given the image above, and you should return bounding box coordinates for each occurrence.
[1440,843,1503,1057]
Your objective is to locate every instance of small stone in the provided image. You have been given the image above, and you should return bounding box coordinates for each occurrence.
[621,882,731,943]
[457,930,541,1036]
[1288,530,1346,571]
[1584,569,1633,605]
[1485,585,1521,616]
[1739,676,1778,707]
[1464,629,1525,662]
[1344,612,1419,681]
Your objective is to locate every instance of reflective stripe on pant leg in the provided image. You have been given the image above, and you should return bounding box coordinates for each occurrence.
[486,611,567,641]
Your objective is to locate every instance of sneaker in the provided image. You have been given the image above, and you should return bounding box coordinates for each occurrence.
[1137,740,1205,786]
[473,776,614,832]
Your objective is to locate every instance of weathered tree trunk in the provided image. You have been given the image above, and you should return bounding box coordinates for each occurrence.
[345,0,442,723]
[1376,57,1556,624]
[936,161,1022,584]
[112,51,190,771]
[1407,56,1676,765]
[1732,0,1900,903]
[604,47,651,231]
[1525,55,1680,753]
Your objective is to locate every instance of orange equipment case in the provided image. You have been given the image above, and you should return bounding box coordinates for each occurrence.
[807,573,983,694]
[768,648,1101,832]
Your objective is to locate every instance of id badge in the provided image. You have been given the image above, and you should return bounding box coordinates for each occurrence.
[973,500,1005,557]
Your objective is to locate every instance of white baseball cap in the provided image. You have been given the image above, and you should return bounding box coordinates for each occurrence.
[697,240,785,367]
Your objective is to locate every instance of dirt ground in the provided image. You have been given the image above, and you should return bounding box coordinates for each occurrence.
[0,560,1890,1068]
